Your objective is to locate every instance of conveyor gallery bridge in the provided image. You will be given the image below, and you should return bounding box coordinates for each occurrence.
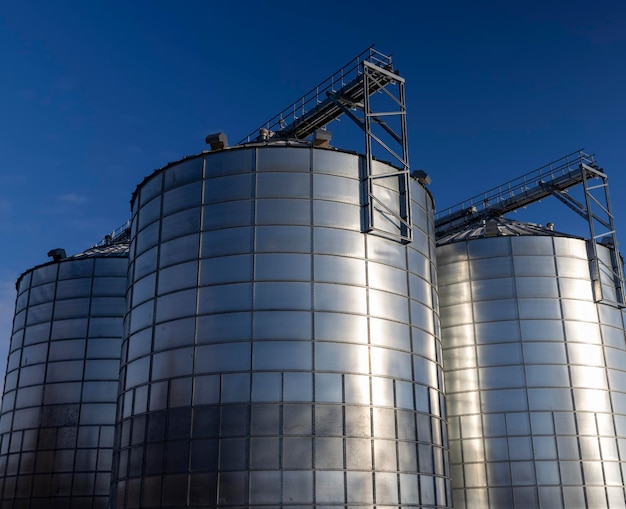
[239,46,411,243]
[435,150,625,307]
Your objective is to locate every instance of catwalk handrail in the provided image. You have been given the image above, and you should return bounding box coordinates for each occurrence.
[93,220,131,247]
[237,46,393,144]
[435,149,596,229]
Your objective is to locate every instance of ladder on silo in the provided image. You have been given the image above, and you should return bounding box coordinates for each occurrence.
[435,150,625,307]
[238,46,412,243]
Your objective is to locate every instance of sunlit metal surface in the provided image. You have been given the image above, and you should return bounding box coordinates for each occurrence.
[112,144,452,507]
[438,230,626,509]
[0,243,128,509]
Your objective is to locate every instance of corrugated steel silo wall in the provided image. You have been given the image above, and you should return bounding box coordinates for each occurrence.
[0,248,128,509]
[438,234,626,509]
[111,145,452,507]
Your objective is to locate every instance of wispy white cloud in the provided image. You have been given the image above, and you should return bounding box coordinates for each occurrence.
[57,193,89,205]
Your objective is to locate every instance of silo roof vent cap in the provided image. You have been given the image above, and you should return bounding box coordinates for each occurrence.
[484,219,500,237]
[47,248,67,261]
[258,128,274,141]
[313,129,332,148]
[410,170,431,185]
[205,132,229,151]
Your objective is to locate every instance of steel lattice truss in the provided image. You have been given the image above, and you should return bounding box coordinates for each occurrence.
[239,46,411,243]
[435,150,625,307]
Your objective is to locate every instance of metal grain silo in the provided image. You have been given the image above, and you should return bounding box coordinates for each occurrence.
[111,142,452,508]
[0,234,128,509]
[438,218,626,509]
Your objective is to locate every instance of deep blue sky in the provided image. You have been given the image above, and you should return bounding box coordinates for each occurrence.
[1,1,625,361]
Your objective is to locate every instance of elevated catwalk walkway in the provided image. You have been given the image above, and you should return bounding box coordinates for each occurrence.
[238,48,396,144]
[436,151,599,235]
[240,47,412,243]
[435,150,625,307]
